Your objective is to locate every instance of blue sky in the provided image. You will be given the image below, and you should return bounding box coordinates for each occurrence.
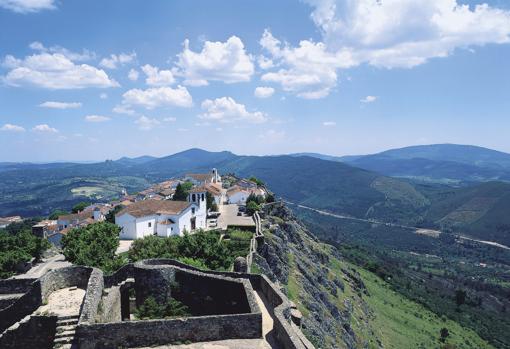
[0,0,509,162]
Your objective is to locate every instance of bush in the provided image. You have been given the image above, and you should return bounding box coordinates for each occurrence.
[105,205,124,223]
[72,201,90,213]
[0,223,50,279]
[48,209,68,220]
[134,296,190,319]
[173,182,193,201]
[246,201,260,216]
[62,222,122,273]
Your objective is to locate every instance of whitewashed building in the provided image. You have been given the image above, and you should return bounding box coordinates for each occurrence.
[184,168,222,186]
[227,186,266,205]
[115,187,207,240]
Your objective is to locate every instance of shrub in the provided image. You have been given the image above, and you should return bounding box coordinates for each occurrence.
[134,296,190,319]
[72,201,90,213]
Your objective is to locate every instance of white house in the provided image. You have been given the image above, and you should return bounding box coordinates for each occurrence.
[227,186,266,205]
[184,168,222,186]
[115,187,207,240]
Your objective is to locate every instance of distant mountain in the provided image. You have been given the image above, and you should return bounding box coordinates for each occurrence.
[334,144,510,184]
[115,155,158,165]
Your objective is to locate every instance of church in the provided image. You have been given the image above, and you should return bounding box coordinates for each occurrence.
[115,186,208,240]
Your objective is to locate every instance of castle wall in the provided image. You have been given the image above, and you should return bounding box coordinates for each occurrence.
[76,313,262,349]
[0,315,57,349]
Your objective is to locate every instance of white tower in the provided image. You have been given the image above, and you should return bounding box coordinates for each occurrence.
[188,187,207,230]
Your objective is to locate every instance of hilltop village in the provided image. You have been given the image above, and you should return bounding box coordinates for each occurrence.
[0,169,314,349]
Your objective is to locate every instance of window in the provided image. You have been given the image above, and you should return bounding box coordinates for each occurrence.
[192,207,196,214]
[148,222,152,227]
[192,194,196,202]
[201,193,205,201]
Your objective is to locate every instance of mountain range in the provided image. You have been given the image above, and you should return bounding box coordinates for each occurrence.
[2,145,510,245]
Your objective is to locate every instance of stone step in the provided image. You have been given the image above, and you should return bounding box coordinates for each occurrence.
[53,336,74,345]
[56,324,76,333]
[57,314,80,321]
[55,329,76,338]
[56,318,79,326]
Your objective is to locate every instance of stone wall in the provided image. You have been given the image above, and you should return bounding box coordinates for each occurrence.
[103,263,134,288]
[96,285,121,323]
[0,278,36,294]
[79,268,104,324]
[76,313,262,349]
[0,315,57,349]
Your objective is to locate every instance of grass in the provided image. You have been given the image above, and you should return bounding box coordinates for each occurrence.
[352,263,494,349]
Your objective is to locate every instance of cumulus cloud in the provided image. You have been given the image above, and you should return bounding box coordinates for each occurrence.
[121,86,193,109]
[1,123,25,132]
[259,1,510,98]
[175,36,254,85]
[322,121,336,126]
[100,52,136,69]
[100,93,108,99]
[85,115,110,122]
[3,51,118,89]
[112,104,135,115]
[29,41,95,61]
[199,97,267,124]
[360,95,377,103]
[135,116,160,131]
[0,0,55,13]
[32,124,57,133]
[304,0,510,68]
[254,86,275,98]
[259,30,356,99]
[141,64,175,86]
[163,117,176,122]
[128,68,139,81]
[39,101,82,109]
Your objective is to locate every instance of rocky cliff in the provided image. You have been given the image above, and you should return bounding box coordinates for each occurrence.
[254,202,376,349]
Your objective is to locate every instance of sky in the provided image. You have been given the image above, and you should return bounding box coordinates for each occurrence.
[0,0,509,162]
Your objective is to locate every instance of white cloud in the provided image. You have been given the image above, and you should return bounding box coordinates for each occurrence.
[39,101,82,109]
[360,95,377,103]
[254,86,275,98]
[175,36,254,85]
[100,52,136,69]
[322,121,336,126]
[199,97,267,124]
[122,86,193,109]
[112,104,135,115]
[163,117,176,122]
[0,123,25,132]
[100,93,108,99]
[128,68,139,81]
[258,129,286,142]
[141,64,175,86]
[259,1,510,98]
[32,124,57,133]
[259,29,356,99]
[85,115,110,122]
[135,116,160,131]
[3,52,118,89]
[0,0,55,13]
[28,41,95,61]
[305,0,510,68]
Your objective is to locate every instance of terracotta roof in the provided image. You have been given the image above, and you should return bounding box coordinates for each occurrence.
[159,218,176,225]
[205,183,222,195]
[116,199,192,218]
[159,188,175,196]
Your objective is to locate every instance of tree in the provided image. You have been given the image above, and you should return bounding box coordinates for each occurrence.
[173,182,193,201]
[134,296,190,319]
[266,193,275,203]
[249,176,264,186]
[246,201,260,216]
[455,289,466,307]
[105,205,124,223]
[72,201,90,213]
[49,210,68,220]
[62,222,121,273]
[440,327,449,343]
[205,192,218,211]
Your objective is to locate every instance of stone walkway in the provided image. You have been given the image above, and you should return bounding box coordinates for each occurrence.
[35,287,85,317]
[217,204,255,230]
[12,254,71,279]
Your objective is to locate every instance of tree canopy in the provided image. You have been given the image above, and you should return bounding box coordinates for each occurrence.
[72,201,90,213]
[61,222,122,273]
[173,181,193,201]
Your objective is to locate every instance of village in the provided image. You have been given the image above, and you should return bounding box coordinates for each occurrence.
[27,168,268,251]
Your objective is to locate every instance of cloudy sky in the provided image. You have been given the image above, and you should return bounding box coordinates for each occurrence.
[1,0,509,162]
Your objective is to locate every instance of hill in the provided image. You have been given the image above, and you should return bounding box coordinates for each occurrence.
[339,144,510,184]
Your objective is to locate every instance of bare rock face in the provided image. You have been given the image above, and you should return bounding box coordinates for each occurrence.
[233,257,248,273]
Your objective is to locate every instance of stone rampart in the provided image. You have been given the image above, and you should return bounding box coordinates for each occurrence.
[76,313,262,349]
